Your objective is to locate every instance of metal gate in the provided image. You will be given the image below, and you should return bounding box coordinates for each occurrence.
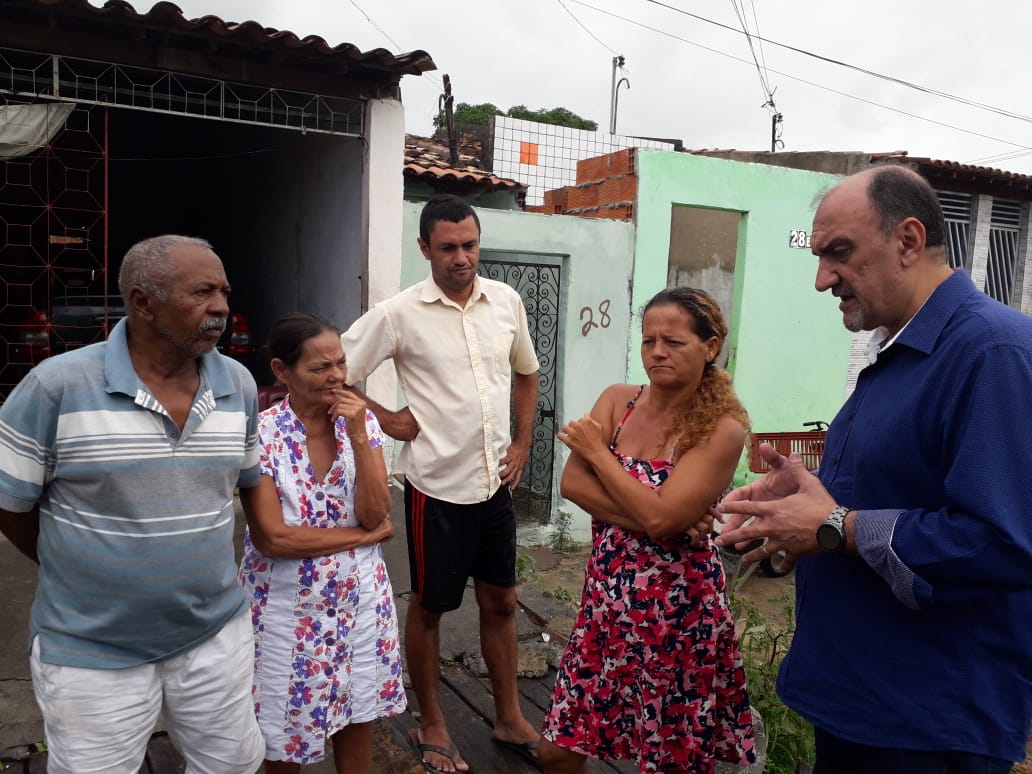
[0,101,108,402]
[479,255,561,524]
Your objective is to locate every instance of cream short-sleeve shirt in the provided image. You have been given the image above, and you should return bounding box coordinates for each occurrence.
[341,274,539,504]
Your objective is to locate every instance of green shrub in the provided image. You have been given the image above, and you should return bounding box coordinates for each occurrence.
[545,586,577,607]
[549,509,576,555]
[731,589,815,774]
[515,553,539,583]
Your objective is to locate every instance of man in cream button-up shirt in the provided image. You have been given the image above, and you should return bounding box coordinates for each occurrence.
[342,194,541,771]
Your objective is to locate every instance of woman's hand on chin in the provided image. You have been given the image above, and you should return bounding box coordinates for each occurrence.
[328,387,368,429]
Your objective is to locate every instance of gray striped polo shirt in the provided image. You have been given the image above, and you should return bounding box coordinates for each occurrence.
[0,318,260,668]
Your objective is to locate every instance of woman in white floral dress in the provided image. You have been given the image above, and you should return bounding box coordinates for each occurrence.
[239,312,405,774]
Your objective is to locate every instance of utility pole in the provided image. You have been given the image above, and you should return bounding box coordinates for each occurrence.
[770,110,783,153]
[440,74,457,166]
[609,55,630,135]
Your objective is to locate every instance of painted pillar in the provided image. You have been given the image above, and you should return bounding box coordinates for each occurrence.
[363,98,405,309]
[965,193,992,289]
[361,98,405,459]
[1012,201,1032,316]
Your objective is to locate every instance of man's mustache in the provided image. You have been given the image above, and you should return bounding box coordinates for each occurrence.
[201,317,227,333]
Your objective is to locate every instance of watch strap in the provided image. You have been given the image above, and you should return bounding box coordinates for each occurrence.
[819,504,850,553]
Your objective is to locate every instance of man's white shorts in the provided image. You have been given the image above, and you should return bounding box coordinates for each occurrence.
[30,612,263,774]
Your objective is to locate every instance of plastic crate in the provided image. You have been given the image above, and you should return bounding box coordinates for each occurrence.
[748,431,826,473]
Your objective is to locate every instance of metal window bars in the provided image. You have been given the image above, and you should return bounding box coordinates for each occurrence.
[0,46,364,137]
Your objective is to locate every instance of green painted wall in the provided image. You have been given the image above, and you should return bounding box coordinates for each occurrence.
[634,151,850,483]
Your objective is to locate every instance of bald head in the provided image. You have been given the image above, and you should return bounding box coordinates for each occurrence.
[811,165,956,335]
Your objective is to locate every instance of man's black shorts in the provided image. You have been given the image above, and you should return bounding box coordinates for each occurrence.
[404,480,517,613]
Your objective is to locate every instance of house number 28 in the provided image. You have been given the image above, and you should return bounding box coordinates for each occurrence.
[789,229,812,249]
[581,299,612,337]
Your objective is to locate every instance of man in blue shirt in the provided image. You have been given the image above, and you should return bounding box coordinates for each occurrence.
[717,165,1032,773]
[0,235,264,774]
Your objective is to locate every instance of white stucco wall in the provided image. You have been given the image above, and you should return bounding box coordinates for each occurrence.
[359,99,407,435]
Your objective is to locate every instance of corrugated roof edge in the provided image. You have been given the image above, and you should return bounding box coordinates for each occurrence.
[17,0,436,75]
[403,162,527,192]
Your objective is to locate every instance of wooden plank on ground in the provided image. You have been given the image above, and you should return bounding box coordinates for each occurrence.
[521,671,559,712]
[440,665,496,727]
[406,676,539,774]
[430,681,506,773]
[441,663,554,728]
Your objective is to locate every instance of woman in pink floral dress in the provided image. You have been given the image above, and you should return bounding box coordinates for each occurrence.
[239,313,405,774]
[538,288,756,774]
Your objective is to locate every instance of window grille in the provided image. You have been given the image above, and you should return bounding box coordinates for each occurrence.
[986,199,1021,304]
[937,191,971,270]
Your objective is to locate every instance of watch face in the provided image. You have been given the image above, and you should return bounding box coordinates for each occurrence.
[817,523,843,552]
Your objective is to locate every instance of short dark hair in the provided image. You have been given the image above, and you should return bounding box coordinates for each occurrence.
[867,165,946,249]
[419,193,481,243]
[266,312,339,367]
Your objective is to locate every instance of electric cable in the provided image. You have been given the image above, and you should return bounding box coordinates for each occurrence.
[565,0,1032,153]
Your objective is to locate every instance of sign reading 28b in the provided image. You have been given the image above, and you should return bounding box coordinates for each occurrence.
[789,229,811,249]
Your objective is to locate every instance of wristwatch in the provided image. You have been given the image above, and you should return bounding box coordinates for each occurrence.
[816,505,850,554]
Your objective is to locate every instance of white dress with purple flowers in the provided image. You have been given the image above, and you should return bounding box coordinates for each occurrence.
[239,397,406,765]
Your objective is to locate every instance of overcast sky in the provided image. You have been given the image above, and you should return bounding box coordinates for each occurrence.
[158,0,1032,174]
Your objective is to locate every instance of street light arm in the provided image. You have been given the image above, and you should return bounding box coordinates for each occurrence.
[612,77,630,134]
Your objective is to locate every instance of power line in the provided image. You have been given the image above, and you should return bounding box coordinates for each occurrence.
[556,0,620,55]
[729,0,783,151]
[747,0,770,84]
[966,148,1032,166]
[729,0,772,105]
[348,0,442,89]
[638,0,1032,126]
[565,0,1032,153]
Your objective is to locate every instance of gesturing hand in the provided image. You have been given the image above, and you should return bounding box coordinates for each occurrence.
[715,449,836,570]
[718,443,802,534]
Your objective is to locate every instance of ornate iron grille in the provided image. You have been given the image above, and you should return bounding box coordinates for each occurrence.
[0,46,363,137]
[0,101,108,402]
[479,255,561,524]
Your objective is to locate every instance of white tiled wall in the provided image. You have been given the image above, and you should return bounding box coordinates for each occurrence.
[492,116,674,205]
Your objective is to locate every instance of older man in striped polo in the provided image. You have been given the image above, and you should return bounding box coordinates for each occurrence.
[0,235,264,774]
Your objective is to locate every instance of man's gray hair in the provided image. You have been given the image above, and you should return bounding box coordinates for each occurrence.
[118,235,213,304]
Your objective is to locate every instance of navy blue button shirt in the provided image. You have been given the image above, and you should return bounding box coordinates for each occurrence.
[778,270,1032,761]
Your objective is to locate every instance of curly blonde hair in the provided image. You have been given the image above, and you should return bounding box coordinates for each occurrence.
[642,287,751,456]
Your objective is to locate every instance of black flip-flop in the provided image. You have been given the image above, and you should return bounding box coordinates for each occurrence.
[407,728,470,773]
[492,737,542,770]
